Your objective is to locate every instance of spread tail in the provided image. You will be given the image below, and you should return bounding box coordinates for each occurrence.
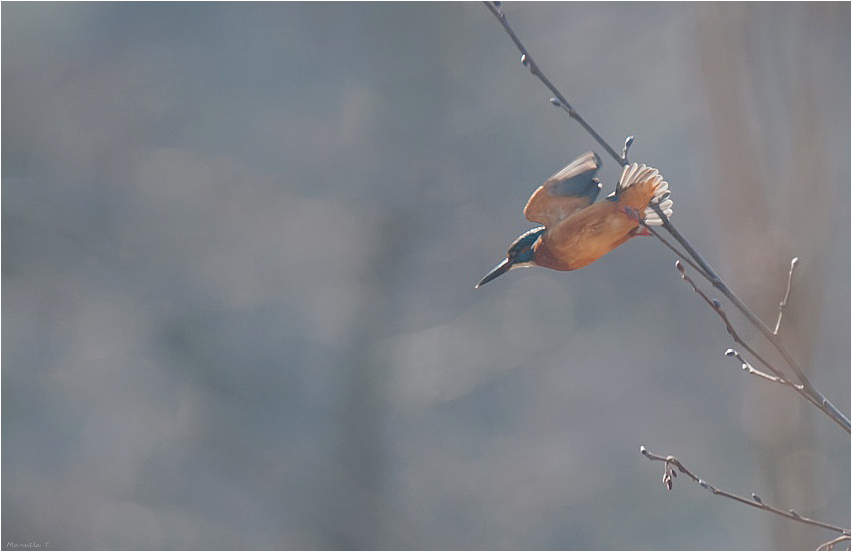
[616,162,673,225]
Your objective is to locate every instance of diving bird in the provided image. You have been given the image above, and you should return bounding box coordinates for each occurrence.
[476,151,672,287]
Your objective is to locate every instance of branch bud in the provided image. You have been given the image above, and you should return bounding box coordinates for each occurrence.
[622,135,634,160]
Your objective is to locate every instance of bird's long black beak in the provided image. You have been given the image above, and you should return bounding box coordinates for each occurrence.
[475,258,512,288]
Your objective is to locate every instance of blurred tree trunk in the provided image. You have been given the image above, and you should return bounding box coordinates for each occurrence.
[325,212,411,549]
[694,3,842,549]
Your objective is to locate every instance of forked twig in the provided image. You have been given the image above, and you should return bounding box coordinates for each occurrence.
[817,534,852,551]
[482,0,850,433]
[675,257,843,424]
[644,204,849,432]
[640,446,851,537]
[724,348,792,386]
[670,260,842,420]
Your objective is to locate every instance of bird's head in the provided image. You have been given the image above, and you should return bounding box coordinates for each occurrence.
[475,226,545,288]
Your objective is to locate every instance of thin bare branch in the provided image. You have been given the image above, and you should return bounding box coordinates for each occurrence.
[817,534,852,551]
[675,261,830,416]
[638,220,713,282]
[482,2,626,166]
[675,261,786,382]
[640,446,851,537]
[649,206,850,433]
[774,257,799,335]
[647,210,842,431]
[724,348,795,386]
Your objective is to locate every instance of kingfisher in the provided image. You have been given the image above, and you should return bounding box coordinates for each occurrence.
[476,151,672,287]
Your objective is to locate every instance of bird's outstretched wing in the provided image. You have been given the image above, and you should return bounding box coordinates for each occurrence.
[523,151,602,227]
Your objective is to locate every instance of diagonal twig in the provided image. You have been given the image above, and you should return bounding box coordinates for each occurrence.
[482,1,626,166]
[638,220,713,282]
[640,446,851,537]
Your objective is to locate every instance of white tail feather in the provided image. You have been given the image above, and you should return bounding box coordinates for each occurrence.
[617,162,673,225]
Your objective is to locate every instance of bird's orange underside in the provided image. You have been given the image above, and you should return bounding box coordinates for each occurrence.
[534,180,657,271]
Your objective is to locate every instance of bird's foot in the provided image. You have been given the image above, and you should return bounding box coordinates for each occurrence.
[622,207,652,237]
[621,206,643,221]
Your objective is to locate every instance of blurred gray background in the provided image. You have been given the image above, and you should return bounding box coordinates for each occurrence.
[3,2,849,549]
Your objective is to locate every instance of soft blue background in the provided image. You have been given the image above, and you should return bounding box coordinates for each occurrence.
[3,2,849,549]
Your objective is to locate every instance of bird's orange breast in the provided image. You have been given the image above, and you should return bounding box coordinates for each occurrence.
[533,180,657,271]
